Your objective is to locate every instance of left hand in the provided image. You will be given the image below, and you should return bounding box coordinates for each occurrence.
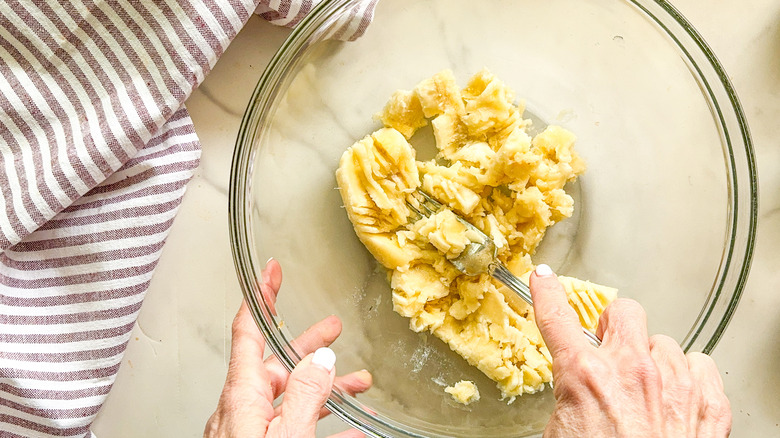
[204,259,372,437]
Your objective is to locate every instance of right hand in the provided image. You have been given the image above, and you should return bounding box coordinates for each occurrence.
[529,264,732,437]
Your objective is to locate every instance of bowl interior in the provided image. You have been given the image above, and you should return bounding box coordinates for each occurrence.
[232,0,755,436]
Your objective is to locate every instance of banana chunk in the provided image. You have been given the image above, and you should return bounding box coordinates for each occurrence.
[335,128,420,269]
[375,89,427,139]
[445,380,481,405]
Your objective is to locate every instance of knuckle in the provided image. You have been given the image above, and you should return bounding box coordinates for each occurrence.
[553,351,602,399]
[649,333,677,349]
[705,394,732,419]
[687,351,717,371]
[686,352,722,378]
[569,350,607,380]
[600,299,647,335]
[626,354,661,383]
[634,358,659,379]
[686,351,711,362]
[293,374,332,397]
[701,395,733,435]
[540,305,574,327]
[670,374,700,404]
[230,315,243,336]
[230,313,254,340]
[558,351,618,402]
[611,298,646,319]
[676,374,697,394]
[536,305,579,340]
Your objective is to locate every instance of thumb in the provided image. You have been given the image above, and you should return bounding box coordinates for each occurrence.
[269,347,336,437]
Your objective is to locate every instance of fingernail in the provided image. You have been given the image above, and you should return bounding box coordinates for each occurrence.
[356,369,373,385]
[311,347,336,371]
[535,264,554,277]
[262,258,275,283]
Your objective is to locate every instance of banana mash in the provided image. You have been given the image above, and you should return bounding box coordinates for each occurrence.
[445,380,480,405]
[336,69,617,401]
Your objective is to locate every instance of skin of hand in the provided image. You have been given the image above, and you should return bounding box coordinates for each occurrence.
[204,259,373,438]
[529,264,732,438]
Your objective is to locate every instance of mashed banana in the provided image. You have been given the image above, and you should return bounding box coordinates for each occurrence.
[336,69,617,401]
[445,380,480,405]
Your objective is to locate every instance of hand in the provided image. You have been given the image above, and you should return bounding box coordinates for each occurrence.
[529,264,731,438]
[204,259,372,438]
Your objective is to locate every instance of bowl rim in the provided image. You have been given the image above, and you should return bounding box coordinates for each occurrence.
[228,0,758,435]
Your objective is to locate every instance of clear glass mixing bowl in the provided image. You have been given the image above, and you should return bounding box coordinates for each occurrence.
[229,0,758,436]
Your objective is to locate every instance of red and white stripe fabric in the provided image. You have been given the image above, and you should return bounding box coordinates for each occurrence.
[255,0,377,41]
[0,1,376,437]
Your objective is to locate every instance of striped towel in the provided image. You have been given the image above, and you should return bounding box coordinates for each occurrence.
[0,1,376,437]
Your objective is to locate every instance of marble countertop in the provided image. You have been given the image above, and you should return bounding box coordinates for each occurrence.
[92,2,780,436]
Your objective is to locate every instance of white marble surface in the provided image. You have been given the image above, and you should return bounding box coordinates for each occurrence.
[92,2,780,436]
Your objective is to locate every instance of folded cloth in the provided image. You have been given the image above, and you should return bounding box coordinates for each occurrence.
[256,0,378,41]
[0,0,376,436]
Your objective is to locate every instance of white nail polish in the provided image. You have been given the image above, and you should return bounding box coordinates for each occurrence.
[535,264,554,277]
[266,257,274,265]
[311,347,336,371]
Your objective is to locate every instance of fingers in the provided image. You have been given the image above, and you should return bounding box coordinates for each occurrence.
[291,315,342,353]
[650,335,701,435]
[529,264,589,359]
[224,258,280,394]
[274,369,374,419]
[687,352,732,437]
[649,335,688,378]
[267,347,337,437]
[260,258,283,315]
[265,315,343,398]
[335,369,373,396]
[328,430,365,438]
[648,339,731,437]
[323,370,373,418]
[226,300,268,385]
[596,298,649,351]
[262,258,283,296]
[214,299,276,434]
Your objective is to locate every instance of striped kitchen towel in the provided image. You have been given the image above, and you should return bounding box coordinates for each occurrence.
[0,1,376,437]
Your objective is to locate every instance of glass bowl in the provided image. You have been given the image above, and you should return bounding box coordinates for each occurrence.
[229,0,758,436]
